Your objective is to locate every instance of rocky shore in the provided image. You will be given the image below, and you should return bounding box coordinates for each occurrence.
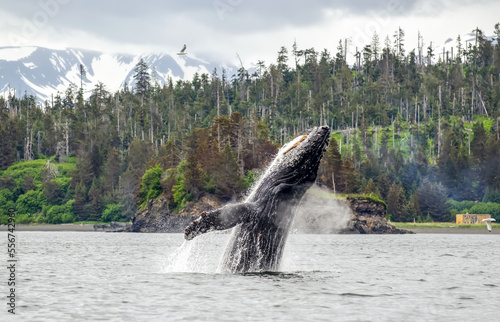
[127,195,222,233]
[342,197,412,234]
[3,224,496,234]
[124,188,412,234]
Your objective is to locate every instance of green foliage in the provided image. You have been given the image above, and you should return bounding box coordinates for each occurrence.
[0,189,15,224]
[42,180,64,205]
[387,182,407,221]
[347,193,387,211]
[23,172,36,192]
[15,190,47,215]
[483,187,500,203]
[447,200,476,212]
[468,202,500,221]
[173,180,187,207]
[46,200,76,224]
[0,188,13,203]
[138,164,164,206]
[242,170,256,191]
[170,160,189,210]
[101,204,123,222]
[16,214,34,224]
[416,179,450,222]
[2,26,500,222]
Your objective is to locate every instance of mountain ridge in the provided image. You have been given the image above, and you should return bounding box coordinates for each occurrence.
[0,46,236,102]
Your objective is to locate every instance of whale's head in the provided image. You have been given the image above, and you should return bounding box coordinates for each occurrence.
[260,126,331,190]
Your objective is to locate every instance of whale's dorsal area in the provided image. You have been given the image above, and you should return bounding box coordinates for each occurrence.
[184,126,331,273]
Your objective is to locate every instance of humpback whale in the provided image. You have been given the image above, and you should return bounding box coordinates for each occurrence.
[185,126,330,273]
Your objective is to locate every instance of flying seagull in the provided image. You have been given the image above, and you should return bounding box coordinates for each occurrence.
[482,218,496,232]
[177,44,187,55]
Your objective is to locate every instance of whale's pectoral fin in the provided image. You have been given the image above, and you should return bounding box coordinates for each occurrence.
[184,203,257,240]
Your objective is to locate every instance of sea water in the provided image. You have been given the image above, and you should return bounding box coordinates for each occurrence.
[1,232,499,321]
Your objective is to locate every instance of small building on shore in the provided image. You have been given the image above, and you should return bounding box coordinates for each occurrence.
[456,213,491,224]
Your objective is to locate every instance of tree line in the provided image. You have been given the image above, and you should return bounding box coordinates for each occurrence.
[1,25,500,223]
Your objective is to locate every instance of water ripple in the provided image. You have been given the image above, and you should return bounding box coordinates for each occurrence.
[6,232,500,321]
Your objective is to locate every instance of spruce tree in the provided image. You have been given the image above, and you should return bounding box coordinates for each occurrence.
[133,58,150,99]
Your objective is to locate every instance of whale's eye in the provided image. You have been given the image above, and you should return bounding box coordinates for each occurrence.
[283,135,307,155]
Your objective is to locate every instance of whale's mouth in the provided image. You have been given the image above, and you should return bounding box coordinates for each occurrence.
[277,126,330,162]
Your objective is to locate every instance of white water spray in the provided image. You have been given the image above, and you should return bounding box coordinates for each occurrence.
[164,232,229,273]
[164,131,339,273]
[165,139,304,273]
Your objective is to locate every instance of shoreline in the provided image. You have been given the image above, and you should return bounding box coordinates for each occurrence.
[404,227,500,234]
[1,224,499,234]
[0,224,95,232]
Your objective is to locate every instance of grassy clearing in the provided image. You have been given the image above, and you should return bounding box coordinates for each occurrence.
[392,222,500,229]
[19,220,122,226]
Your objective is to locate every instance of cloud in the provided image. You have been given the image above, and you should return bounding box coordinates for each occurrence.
[1,0,499,66]
[0,0,439,43]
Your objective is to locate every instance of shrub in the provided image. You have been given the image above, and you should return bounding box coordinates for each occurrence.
[448,200,500,221]
[447,200,476,212]
[138,164,163,205]
[468,202,500,221]
[347,193,388,211]
[0,189,14,206]
[416,179,450,222]
[45,199,75,224]
[101,204,123,222]
[483,187,500,203]
[242,170,256,191]
[15,190,47,215]
[0,200,15,224]
[16,214,33,224]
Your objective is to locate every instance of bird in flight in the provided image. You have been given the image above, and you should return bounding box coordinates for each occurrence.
[482,218,496,232]
[177,44,187,55]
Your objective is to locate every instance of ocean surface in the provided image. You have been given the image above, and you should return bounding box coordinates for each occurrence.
[2,231,499,321]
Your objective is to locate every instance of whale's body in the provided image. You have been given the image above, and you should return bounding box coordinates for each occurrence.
[185,126,330,273]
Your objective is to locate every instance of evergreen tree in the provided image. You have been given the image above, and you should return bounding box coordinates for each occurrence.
[119,163,139,219]
[42,180,64,205]
[133,59,150,99]
[158,139,180,170]
[183,151,204,199]
[0,112,19,169]
[103,148,120,193]
[416,179,450,222]
[376,173,390,201]
[363,178,375,194]
[216,143,241,199]
[88,178,102,220]
[319,136,343,192]
[3,23,500,223]
[387,182,406,221]
[23,173,36,192]
[74,180,88,221]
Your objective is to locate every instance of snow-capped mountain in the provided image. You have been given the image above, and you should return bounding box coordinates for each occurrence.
[0,46,236,102]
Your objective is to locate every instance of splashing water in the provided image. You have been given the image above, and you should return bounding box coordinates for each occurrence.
[165,131,335,274]
[243,136,302,202]
[165,139,299,273]
[164,232,230,273]
[292,186,352,234]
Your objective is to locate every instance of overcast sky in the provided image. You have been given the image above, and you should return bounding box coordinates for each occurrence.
[1,0,499,67]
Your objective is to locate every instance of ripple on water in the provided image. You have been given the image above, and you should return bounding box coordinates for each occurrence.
[339,292,373,297]
[9,232,500,321]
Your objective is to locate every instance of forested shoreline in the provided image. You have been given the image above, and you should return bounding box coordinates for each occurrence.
[1,25,500,224]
